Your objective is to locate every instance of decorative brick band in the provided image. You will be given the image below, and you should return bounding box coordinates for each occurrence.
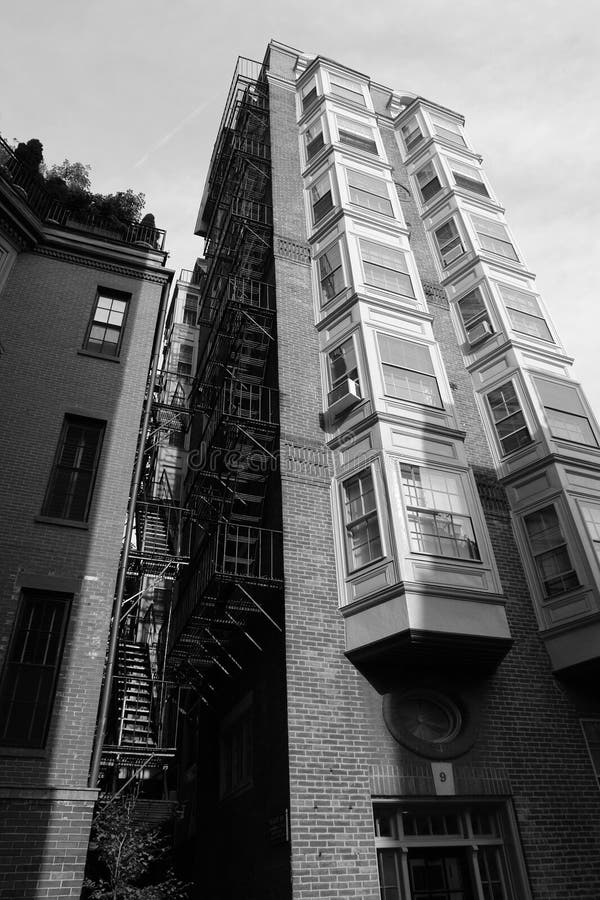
[34,245,169,284]
[422,280,449,308]
[474,471,510,516]
[281,436,333,480]
[370,764,511,797]
[273,234,311,266]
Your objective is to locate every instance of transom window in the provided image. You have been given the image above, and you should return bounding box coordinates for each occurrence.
[305,119,325,161]
[336,115,378,154]
[415,161,442,203]
[431,117,467,147]
[534,378,597,447]
[0,590,71,748]
[360,239,415,298]
[377,334,442,407]
[400,118,424,154]
[400,464,480,561]
[524,505,580,597]
[451,160,490,197]
[347,169,394,216]
[374,801,529,900]
[487,381,532,455]
[42,415,105,522]
[471,215,518,261]
[329,73,367,106]
[434,218,466,267]
[342,468,382,569]
[318,240,346,303]
[311,171,334,223]
[497,284,553,342]
[84,289,129,357]
[457,286,493,344]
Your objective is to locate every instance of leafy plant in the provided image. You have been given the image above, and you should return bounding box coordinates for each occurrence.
[82,795,190,899]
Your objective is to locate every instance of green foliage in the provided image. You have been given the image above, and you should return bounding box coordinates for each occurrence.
[13,138,148,226]
[82,795,190,900]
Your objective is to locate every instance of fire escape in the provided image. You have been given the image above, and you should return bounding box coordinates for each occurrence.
[159,58,283,702]
[99,58,283,805]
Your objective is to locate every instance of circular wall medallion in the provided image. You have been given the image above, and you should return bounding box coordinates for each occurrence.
[383,687,476,760]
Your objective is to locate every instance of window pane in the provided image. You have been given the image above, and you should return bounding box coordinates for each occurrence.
[401,119,424,152]
[458,288,487,326]
[524,506,580,596]
[0,592,70,748]
[329,338,358,389]
[337,115,378,153]
[42,417,104,521]
[453,171,489,197]
[361,240,414,297]
[330,74,366,106]
[347,170,393,215]
[432,120,466,146]
[487,382,532,455]
[319,242,345,301]
[85,292,128,356]
[472,215,518,260]
[546,409,597,446]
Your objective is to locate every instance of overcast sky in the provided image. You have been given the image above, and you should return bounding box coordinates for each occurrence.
[2,0,599,411]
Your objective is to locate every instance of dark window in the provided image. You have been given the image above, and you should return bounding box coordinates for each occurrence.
[311,173,333,223]
[337,115,378,154]
[0,590,71,748]
[319,241,346,302]
[301,82,318,111]
[42,416,105,521]
[416,162,442,203]
[306,120,325,160]
[487,382,532,455]
[343,469,382,569]
[182,295,197,326]
[457,286,493,344]
[84,290,129,357]
[452,167,490,197]
[401,118,424,153]
[177,344,193,377]
[524,505,580,597]
[434,219,465,267]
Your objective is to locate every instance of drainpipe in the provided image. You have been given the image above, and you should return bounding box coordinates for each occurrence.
[88,270,173,788]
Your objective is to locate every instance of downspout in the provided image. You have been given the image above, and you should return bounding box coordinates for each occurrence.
[88,269,172,788]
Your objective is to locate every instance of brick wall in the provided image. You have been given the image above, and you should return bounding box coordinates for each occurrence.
[0,242,169,897]
[267,44,600,900]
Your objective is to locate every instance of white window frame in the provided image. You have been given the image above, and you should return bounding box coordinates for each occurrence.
[579,502,600,565]
[449,159,490,198]
[310,169,335,225]
[346,167,395,217]
[335,113,379,155]
[456,285,494,345]
[327,71,368,107]
[434,217,467,268]
[299,76,319,113]
[327,333,361,395]
[400,116,425,155]
[377,333,443,408]
[533,377,598,448]
[415,159,443,205]
[304,115,326,163]
[496,283,554,343]
[316,236,348,305]
[399,463,481,562]
[470,214,519,262]
[430,115,467,148]
[523,503,580,599]
[341,465,384,572]
[486,380,533,456]
[359,238,415,299]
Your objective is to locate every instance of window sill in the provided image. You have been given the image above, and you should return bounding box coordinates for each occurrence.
[77,349,121,363]
[34,515,89,530]
[0,745,48,758]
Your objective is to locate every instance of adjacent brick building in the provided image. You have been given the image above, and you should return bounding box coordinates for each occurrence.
[153,42,600,900]
[0,138,173,897]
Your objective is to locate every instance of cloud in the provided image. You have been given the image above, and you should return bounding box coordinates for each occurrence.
[133,99,212,169]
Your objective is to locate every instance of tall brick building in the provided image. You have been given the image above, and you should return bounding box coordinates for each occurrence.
[0,137,173,897]
[147,42,600,899]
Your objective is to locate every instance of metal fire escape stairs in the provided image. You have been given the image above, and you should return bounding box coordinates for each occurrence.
[160,63,284,703]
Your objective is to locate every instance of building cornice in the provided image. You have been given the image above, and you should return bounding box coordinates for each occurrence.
[33,245,172,285]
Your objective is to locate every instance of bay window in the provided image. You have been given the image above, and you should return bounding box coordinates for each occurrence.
[457,286,493,344]
[347,169,394,216]
[360,239,415,298]
[336,115,378,154]
[377,334,442,407]
[318,239,346,303]
[471,214,518,261]
[342,468,382,569]
[534,378,597,447]
[311,171,334,224]
[487,381,532,455]
[524,505,580,597]
[415,161,442,203]
[400,464,480,561]
[434,218,466,267]
[497,284,553,342]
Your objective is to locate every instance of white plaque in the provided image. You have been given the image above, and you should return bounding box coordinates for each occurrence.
[431,761,455,795]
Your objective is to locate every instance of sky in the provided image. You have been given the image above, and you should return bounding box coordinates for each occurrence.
[2,0,599,411]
